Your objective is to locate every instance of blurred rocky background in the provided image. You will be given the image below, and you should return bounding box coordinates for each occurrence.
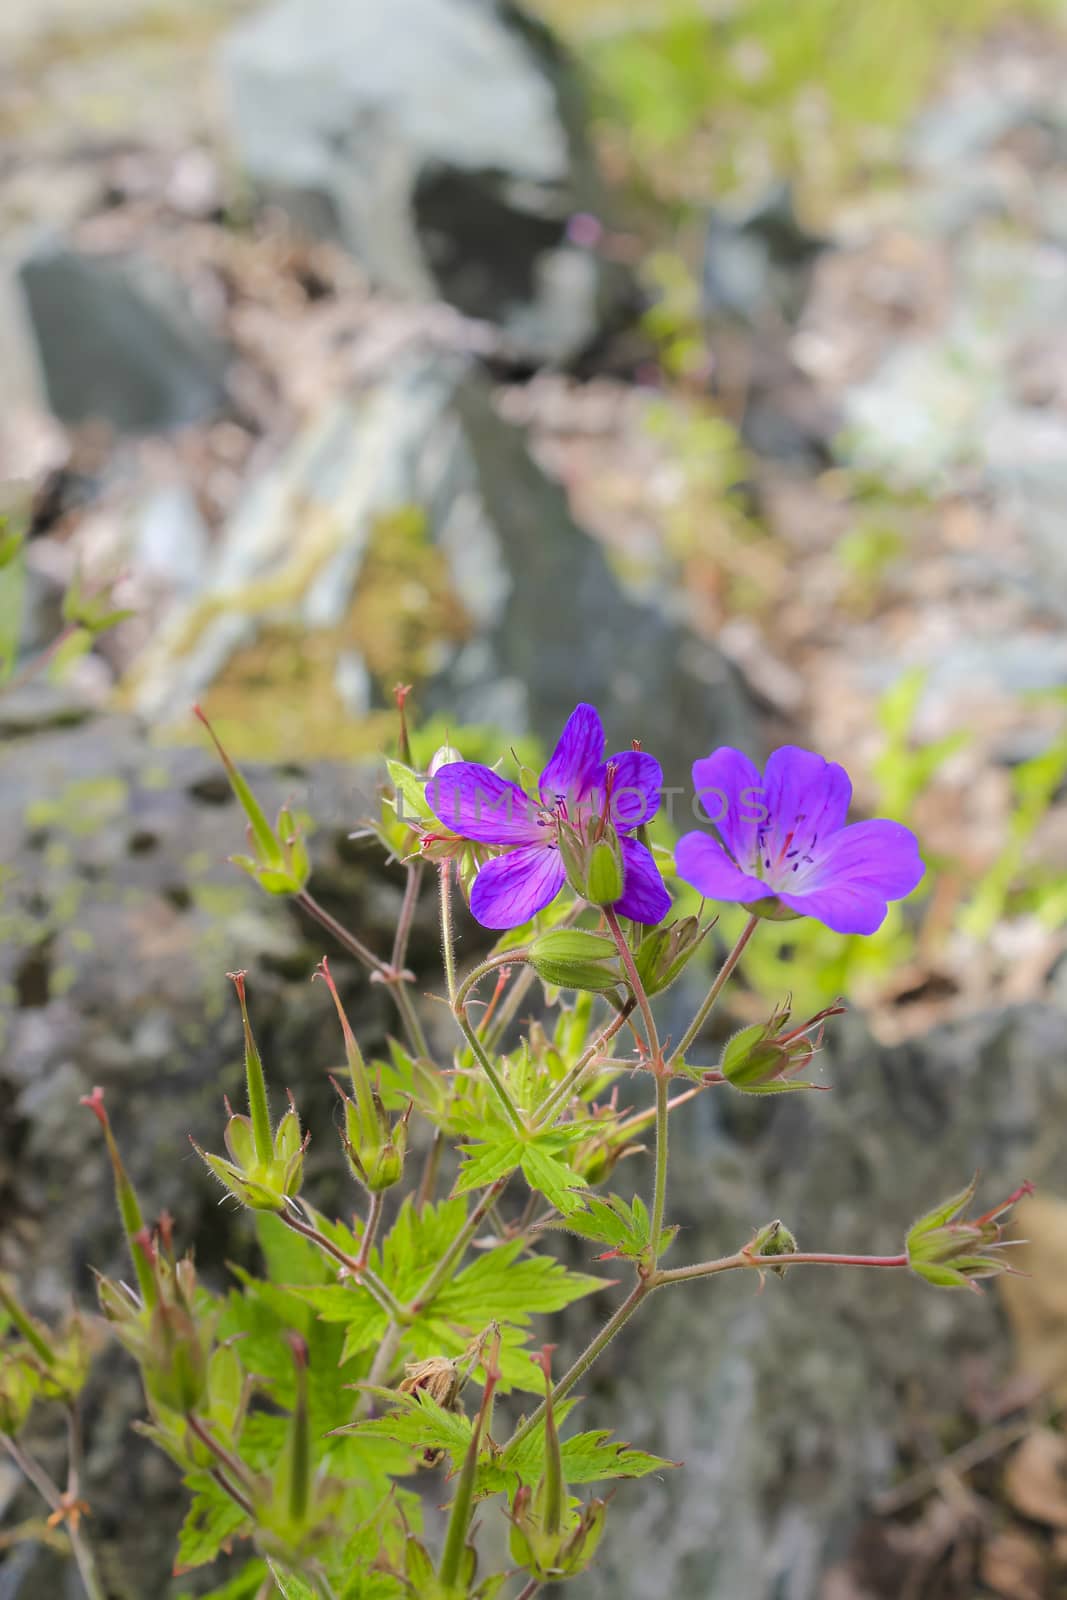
[3,0,1067,1597]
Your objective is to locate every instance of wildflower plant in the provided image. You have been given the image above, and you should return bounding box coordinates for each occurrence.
[0,693,1033,1600]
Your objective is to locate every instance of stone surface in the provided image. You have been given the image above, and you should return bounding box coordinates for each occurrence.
[129,348,759,786]
[567,1001,1067,1600]
[220,0,635,364]
[18,243,231,432]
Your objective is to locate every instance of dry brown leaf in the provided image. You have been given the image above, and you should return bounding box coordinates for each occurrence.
[980,1529,1048,1600]
[1003,1429,1067,1530]
[999,1195,1067,1400]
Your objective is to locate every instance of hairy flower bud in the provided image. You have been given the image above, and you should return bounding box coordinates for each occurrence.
[633,916,710,997]
[745,1218,798,1277]
[193,977,307,1212]
[98,1229,217,1417]
[719,997,843,1094]
[906,1176,1033,1290]
[318,957,410,1191]
[558,819,626,909]
[428,744,464,777]
[529,930,622,994]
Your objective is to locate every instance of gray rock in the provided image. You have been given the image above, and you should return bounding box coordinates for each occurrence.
[129,349,759,787]
[220,0,635,365]
[134,482,211,593]
[18,243,230,432]
[568,1002,1067,1600]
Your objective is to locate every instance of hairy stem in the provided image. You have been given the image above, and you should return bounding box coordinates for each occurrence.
[604,908,660,1067]
[391,860,423,975]
[454,949,530,1014]
[438,866,458,1006]
[504,1241,912,1455]
[1,1432,107,1600]
[295,889,388,977]
[297,888,430,1059]
[455,1006,526,1135]
[416,1128,444,1212]
[209,1465,256,1521]
[654,1250,910,1285]
[503,1280,651,1454]
[186,1413,258,1493]
[391,981,430,1061]
[484,903,582,1052]
[533,999,636,1131]
[278,1209,404,1320]
[649,1075,670,1264]
[357,1192,383,1271]
[350,1322,406,1422]
[668,913,759,1068]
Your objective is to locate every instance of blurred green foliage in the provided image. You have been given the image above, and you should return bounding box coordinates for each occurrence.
[544,0,1066,203]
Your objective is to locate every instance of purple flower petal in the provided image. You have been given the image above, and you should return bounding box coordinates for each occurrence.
[539,704,604,809]
[807,819,925,899]
[426,763,541,845]
[675,831,767,904]
[761,747,852,876]
[469,843,566,929]
[776,883,892,936]
[690,747,765,870]
[597,750,663,830]
[777,820,924,934]
[612,837,672,924]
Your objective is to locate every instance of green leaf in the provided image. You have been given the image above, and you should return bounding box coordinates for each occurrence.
[177,1559,269,1599]
[267,1564,319,1599]
[485,1415,676,1495]
[521,1142,587,1216]
[255,1212,335,1285]
[386,760,434,822]
[379,1196,469,1302]
[433,1243,603,1324]
[343,1390,473,1464]
[557,1429,678,1485]
[286,1284,390,1362]
[453,1138,523,1196]
[551,1194,654,1258]
[175,1481,249,1572]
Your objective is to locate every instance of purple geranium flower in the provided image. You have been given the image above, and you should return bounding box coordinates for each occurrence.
[424,704,671,930]
[675,745,925,935]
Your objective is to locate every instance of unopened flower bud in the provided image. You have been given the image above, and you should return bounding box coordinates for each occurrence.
[507,1346,608,1581]
[633,916,710,997]
[318,957,410,1192]
[719,997,843,1094]
[101,1227,218,1416]
[428,744,463,777]
[586,837,625,905]
[745,1219,798,1276]
[529,930,621,995]
[907,1176,1033,1291]
[194,977,307,1211]
[558,820,626,909]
